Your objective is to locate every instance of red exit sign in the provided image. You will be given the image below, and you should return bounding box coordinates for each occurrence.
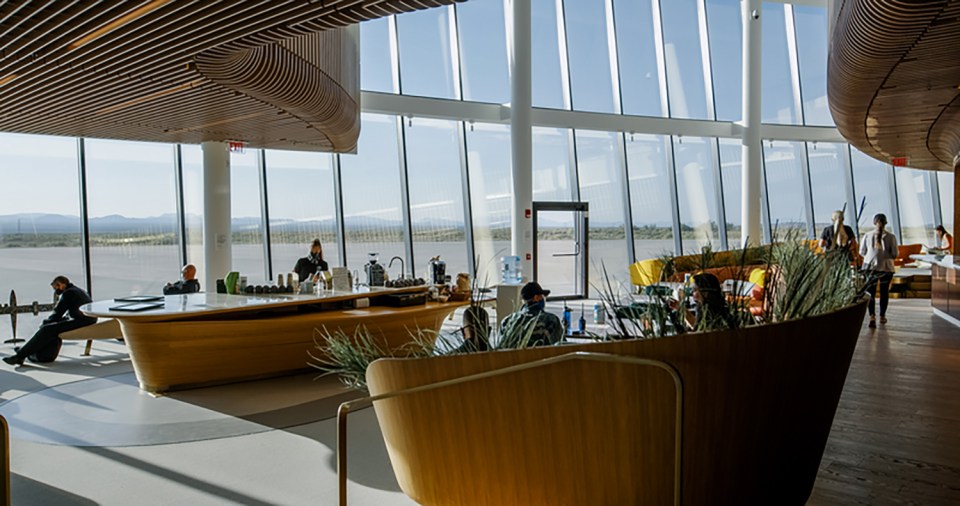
[228,140,246,153]
[890,156,910,167]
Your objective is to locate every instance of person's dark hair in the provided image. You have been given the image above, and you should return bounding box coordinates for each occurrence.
[692,273,734,330]
[51,275,70,286]
[873,213,887,249]
[310,238,324,260]
[936,224,947,234]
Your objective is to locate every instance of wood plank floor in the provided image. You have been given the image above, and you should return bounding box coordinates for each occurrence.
[808,300,960,505]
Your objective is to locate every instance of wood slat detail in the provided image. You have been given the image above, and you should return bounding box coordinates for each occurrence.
[0,1,460,152]
[828,0,960,171]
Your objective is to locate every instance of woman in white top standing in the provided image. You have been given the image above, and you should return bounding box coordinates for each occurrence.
[859,213,898,328]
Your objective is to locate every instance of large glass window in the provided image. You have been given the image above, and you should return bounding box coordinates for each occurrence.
[706,0,743,122]
[180,145,204,275]
[660,0,711,119]
[627,134,676,259]
[938,171,954,233]
[0,133,84,340]
[339,114,406,272]
[794,6,832,126]
[895,168,937,246]
[807,142,850,233]
[359,17,395,93]
[763,141,809,238]
[230,149,267,285]
[533,127,574,202]
[404,118,469,279]
[532,0,567,109]
[761,4,798,125]
[397,7,457,99]
[563,0,617,113]
[613,0,664,117]
[673,136,722,252]
[850,148,897,239]
[265,150,340,280]
[575,131,628,293]
[465,123,512,285]
[85,139,180,298]
[456,0,510,104]
[718,138,743,244]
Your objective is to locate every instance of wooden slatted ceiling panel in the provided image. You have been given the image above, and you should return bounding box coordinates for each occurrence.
[0,0,460,152]
[828,0,960,171]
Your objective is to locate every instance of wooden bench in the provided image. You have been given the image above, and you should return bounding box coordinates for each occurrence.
[60,319,122,356]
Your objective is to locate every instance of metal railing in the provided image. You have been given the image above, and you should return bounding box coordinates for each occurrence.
[337,350,684,506]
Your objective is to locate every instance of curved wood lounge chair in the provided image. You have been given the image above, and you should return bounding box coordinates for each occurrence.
[339,298,868,505]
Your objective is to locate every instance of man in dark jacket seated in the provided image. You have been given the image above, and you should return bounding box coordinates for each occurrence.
[163,264,200,295]
[3,276,97,366]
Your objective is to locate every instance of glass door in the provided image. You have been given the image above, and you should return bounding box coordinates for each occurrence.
[533,202,588,300]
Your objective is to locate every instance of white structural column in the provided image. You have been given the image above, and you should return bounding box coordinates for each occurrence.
[202,141,232,291]
[511,0,533,279]
[741,0,763,247]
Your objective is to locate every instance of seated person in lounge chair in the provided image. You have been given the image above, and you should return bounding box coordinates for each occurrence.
[929,225,954,255]
[499,282,563,348]
[163,264,200,295]
[3,276,97,366]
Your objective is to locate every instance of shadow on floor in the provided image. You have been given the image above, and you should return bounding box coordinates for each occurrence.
[12,473,99,506]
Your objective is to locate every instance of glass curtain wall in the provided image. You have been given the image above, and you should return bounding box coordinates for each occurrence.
[265,150,340,278]
[532,0,566,109]
[465,123,512,285]
[396,7,457,99]
[84,139,180,298]
[807,142,852,233]
[761,3,799,125]
[660,0,712,119]
[0,133,84,340]
[793,5,833,126]
[851,148,897,239]
[939,172,954,233]
[339,114,406,272]
[456,0,510,104]
[613,0,664,117]
[895,168,937,246]
[180,145,205,275]
[230,149,267,285]
[563,0,617,113]
[763,141,809,238]
[627,134,676,258]
[574,130,629,293]
[706,0,743,122]
[674,136,722,252]
[718,138,743,244]
[532,127,574,202]
[403,118,469,278]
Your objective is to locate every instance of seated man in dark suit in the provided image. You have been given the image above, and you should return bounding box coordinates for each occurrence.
[163,264,200,295]
[4,276,97,366]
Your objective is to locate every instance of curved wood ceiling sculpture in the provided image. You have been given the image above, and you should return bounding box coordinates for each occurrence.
[828,0,960,171]
[0,0,458,152]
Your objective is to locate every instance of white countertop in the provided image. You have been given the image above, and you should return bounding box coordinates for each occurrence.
[909,254,959,270]
[81,285,429,321]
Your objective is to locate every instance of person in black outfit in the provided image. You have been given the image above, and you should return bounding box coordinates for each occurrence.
[819,210,856,255]
[3,276,97,366]
[293,238,329,282]
[163,264,200,295]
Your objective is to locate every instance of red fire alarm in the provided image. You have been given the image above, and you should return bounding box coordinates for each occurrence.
[525,209,531,218]
[526,253,531,260]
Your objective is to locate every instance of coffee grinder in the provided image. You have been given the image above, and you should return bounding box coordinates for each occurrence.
[365,252,385,286]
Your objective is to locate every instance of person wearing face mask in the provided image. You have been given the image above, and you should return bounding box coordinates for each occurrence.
[163,264,200,295]
[3,275,97,367]
[498,282,563,348]
[293,238,329,282]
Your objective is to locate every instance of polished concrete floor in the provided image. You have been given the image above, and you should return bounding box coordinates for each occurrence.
[2,300,959,504]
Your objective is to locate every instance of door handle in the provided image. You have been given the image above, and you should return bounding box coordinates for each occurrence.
[552,243,581,257]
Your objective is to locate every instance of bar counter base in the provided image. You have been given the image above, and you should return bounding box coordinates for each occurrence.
[933,308,960,328]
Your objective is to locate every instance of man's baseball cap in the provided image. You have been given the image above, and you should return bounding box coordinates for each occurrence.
[521,281,550,300]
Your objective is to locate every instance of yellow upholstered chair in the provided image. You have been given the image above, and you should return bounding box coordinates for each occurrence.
[630,258,664,287]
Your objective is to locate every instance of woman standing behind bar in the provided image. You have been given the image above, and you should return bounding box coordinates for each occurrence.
[860,213,898,329]
[293,238,329,282]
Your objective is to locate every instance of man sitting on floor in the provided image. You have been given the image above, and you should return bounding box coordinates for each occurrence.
[3,275,97,366]
[163,264,200,295]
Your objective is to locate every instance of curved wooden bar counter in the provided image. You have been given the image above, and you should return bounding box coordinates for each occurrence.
[82,287,465,393]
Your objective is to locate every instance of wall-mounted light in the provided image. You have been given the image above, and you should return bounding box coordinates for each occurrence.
[407,115,413,127]
[469,121,475,132]
[68,0,172,51]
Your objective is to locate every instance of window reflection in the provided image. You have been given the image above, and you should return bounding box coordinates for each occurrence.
[575,130,628,294]
[763,141,809,238]
[718,139,743,245]
[457,0,510,104]
[339,114,406,272]
[265,150,340,279]
[85,139,180,297]
[404,118,469,279]
[793,6,833,126]
[661,0,711,119]
[397,7,457,99]
[895,168,937,246]
[673,136,722,252]
[0,133,84,341]
[627,133,675,259]
[613,0,665,117]
[533,0,567,109]
[465,123,512,285]
[761,4,798,125]
[706,0,743,122]
[230,149,267,285]
[564,0,617,113]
